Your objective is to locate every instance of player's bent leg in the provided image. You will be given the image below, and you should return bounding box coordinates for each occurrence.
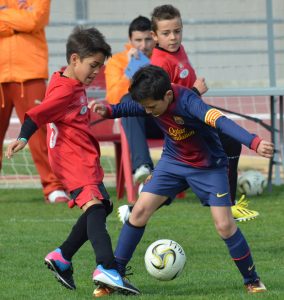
[114,193,167,288]
[117,195,173,225]
[210,206,237,239]
[44,248,76,290]
[93,265,140,296]
[211,208,262,292]
[129,192,167,227]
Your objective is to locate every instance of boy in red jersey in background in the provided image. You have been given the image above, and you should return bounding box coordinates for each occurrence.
[150,5,258,222]
[5,26,140,297]
[117,11,208,223]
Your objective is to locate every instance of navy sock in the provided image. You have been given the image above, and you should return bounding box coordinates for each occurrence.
[114,220,145,275]
[223,228,258,283]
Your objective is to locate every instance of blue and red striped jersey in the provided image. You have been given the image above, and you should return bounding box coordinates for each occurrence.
[110,84,260,169]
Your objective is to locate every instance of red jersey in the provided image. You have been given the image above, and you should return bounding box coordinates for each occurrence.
[26,72,104,192]
[150,45,197,88]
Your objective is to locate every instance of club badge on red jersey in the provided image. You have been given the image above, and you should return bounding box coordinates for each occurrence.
[179,69,189,79]
[178,63,189,79]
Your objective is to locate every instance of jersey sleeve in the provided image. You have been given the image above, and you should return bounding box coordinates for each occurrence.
[0,0,50,32]
[215,117,261,150]
[110,94,148,118]
[0,21,14,36]
[183,92,259,149]
[26,83,74,127]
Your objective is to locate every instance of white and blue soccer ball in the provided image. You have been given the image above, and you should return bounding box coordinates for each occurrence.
[237,170,268,196]
[144,239,186,281]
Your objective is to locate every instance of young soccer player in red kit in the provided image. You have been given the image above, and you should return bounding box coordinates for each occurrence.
[150,5,259,221]
[5,26,140,297]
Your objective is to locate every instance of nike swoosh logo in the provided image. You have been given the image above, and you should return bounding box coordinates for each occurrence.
[103,271,120,281]
[248,264,254,271]
[216,192,228,198]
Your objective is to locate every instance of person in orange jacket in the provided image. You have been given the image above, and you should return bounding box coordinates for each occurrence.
[0,0,69,203]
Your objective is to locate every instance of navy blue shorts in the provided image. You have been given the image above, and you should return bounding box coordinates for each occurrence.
[142,159,231,207]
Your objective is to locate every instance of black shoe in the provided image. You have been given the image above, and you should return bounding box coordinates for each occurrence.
[44,257,76,290]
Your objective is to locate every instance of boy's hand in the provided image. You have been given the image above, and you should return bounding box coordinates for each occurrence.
[127,48,140,61]
[5,139,27,159]
[125,50,150,79]
[88,100,108,117]
[193,77,208,95]
[257,140,274,158]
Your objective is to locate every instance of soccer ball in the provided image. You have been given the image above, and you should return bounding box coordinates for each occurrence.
[144,239,186,281]
[237,170,268,196]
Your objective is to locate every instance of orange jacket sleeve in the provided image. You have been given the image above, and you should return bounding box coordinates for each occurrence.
[104,50,131,104]
[0,22,13,36]
[0,0,50,32]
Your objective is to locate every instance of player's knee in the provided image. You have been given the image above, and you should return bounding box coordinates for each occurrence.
[215,219,236,239]
[130,205,151,226]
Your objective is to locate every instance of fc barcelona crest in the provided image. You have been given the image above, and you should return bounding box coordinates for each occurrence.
[173,116,184,125]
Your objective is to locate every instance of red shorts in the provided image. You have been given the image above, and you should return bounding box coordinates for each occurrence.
[69,183,110,208]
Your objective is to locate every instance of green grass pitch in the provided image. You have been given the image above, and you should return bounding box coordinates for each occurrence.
[0,187,283,299]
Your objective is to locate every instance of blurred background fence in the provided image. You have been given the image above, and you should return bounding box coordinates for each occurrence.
[1,0,284,189]
[47,0,284,87]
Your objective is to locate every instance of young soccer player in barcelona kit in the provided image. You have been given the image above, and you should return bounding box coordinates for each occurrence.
[5,27,140,297]
[91,65,273,295]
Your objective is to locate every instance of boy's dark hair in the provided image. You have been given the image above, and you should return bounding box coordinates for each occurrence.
[151,4,182,32]
[66,26,111,63]
[129,65,172,102]
[128,15,151,38]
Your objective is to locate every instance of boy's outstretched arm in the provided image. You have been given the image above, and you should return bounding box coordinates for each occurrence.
[89,95,147,118]
[215,115,275,158]
[5,117,38,159]
[214,114,275,158]
[5,139,27,159]
[88,100,110,117]
[189,99,274,158]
